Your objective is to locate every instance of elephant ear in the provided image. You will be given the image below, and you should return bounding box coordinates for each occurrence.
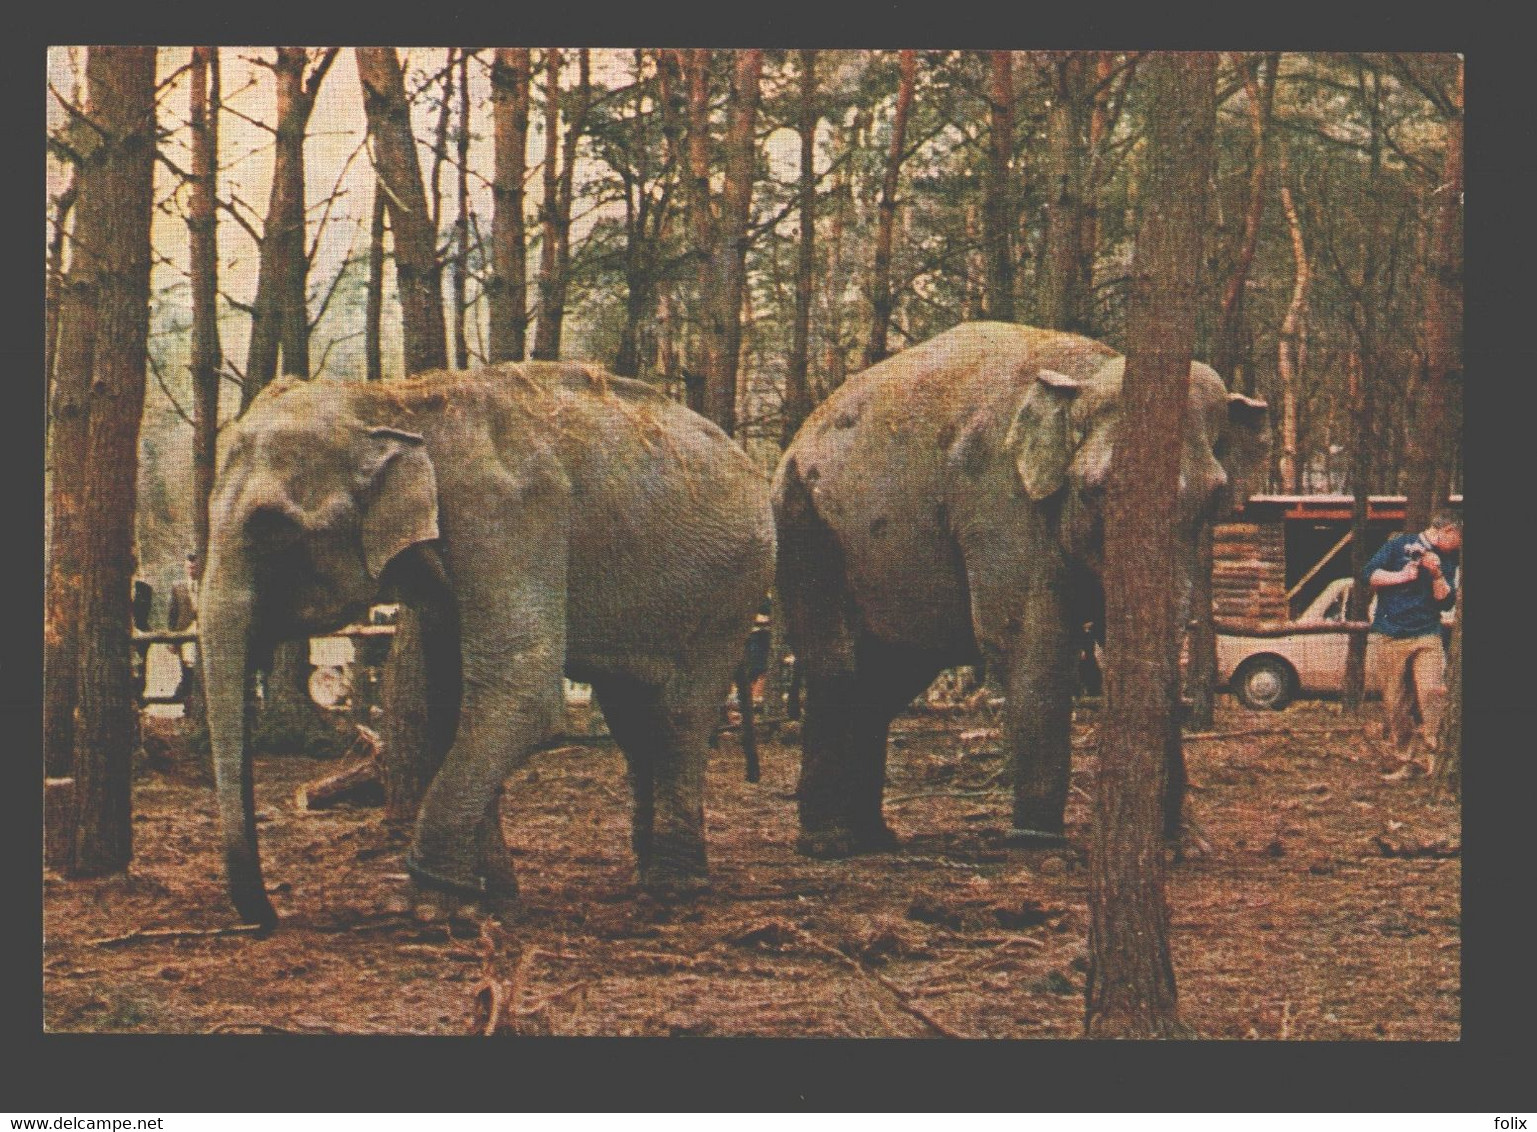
[359,427,441,579]
[1005,368,1082,501]
[1221,393,1271,500]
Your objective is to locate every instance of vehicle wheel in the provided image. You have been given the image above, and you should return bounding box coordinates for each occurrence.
[1233,656,1295,710]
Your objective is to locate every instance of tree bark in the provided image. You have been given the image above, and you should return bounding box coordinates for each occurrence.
[1276,144,1308,493]
[1085,50,1216,1041]
[188,46,222,571]
[65,46,158,877]
[358,47,449,376]
[453,50,471,369]
[532,48,591,361]
[863,50,915,369]
[612,51,671,379]
[1434,551,1462,799]
[1404,59,1462,531]
[781,49,819,446]
[44,169,98,778]
[488,47,531,363]
[365,179,386,381]
[1213,53,1278,396]
[1342,346,1375,709]
[244,48,335,400]
[982,50,1015,322]
[682,48,717,415]
[1037,52,1093,333]
[704,49,762,437]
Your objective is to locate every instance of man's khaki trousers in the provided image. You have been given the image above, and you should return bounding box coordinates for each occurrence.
[1367,632,1447,754]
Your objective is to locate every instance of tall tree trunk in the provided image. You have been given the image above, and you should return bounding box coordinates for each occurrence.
[1085,50,1216,1041]
[1214,53,1278,395]
[365,179,386,381]
[532,48,590,361]
[245,48,332,401]
[1343,68,1388,710]
[982,50,1015,322]
[781,50,819,445]
[1276,145,1308,493]
[863,50,915,369]
[866,50,909,369]
[705,49,762,436]
[1433,551,1462,799]
[1037,53,1093,334]
[189,45,222,572]
[453,50,471,369]
[65,46,158,877]
[44,173,99,778]
[488,47,531,363]
[358,47,449,376]
[1405,59,1463,531]
[1076,51,1117,335]
[821,111,859,398]
[1342,345,1376,708]
[683,48,717,414]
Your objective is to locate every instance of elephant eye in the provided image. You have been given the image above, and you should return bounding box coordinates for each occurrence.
[246,504,303,552]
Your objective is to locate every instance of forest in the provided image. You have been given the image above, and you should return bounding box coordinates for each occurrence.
[43,48,1462,1042]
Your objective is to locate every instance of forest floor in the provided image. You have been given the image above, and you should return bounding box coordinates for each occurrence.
[42,696,1460,1039]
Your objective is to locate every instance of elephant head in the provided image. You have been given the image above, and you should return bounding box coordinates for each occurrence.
[1005,355,1269,585]
[199,379,442,925]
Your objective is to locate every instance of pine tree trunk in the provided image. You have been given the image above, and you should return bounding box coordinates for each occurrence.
[705,49,762,436]
[1434,552,1462,799]
[863,50,915,369]
[44,175,98,779]
[453,50,471,369]
[1276,146,1308,493]
[1404,60,1462,531]
[489,48,531,363]
[532,49,590,361]
[683,49,717,413]
[66,46,158,877]
[1037,53,1091,332]
[1213,54,1278,395]
[982,50,1014,322]
[782,49,818,446]
[358,47,449,376]
[188,45,222,571]
[1085,50,1215,1041]
[365,180,386,381]
[1342,346,1375,709]
[245,48,323,399]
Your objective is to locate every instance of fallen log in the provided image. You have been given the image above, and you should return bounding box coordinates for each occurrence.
[295,725,384,810]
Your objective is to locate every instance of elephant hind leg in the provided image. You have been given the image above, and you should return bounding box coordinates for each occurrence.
[592,671,712,894]
[798,639,944,858]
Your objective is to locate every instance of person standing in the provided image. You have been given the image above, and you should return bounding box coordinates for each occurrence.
[1363,512,1461,779]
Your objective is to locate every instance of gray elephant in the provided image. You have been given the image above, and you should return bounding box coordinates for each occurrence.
[773,322,1268,856]
[201,363,776,926]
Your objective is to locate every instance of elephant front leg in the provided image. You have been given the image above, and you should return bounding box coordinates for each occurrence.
[1003,589,1079,845]
[405,663,561,916]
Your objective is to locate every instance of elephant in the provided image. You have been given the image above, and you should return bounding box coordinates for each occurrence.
[772,321,1268,857]
[200,362,776,926]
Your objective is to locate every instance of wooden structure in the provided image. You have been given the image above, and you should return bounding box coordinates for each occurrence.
[1214,494,1463,625]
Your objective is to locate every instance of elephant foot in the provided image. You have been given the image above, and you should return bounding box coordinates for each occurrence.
[402,850,521,926]
[1004,826,1070,849]
[795,821,898,859]
[637,833,709,900]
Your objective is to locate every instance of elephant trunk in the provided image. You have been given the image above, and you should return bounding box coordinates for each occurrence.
[199,543,278,927]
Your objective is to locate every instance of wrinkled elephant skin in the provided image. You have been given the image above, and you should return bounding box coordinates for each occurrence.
[201,363,775,926]
[772,322,1268,855]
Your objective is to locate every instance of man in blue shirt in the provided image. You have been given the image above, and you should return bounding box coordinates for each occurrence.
[1363,512,1461,779]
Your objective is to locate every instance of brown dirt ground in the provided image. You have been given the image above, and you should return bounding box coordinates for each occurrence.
[42,696,1460,1038]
